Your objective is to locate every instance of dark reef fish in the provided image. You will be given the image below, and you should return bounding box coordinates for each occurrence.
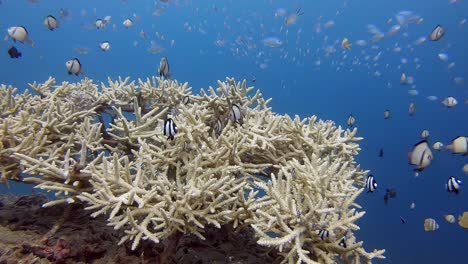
[8,46,22,59]
[384,188,397,205]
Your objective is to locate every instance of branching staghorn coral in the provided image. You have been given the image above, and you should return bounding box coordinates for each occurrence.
[0,76,385,263]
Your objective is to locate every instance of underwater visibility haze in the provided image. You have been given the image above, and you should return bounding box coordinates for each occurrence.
[0,0,467,263]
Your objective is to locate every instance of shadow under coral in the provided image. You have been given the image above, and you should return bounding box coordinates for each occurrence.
[0,193,279,264]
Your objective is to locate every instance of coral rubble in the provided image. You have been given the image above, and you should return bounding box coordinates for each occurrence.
[0,76,385,263]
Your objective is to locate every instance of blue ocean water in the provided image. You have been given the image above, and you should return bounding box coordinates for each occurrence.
[0,0,467,263]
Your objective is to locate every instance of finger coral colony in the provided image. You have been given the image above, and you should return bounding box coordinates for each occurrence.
[0,76,385,263]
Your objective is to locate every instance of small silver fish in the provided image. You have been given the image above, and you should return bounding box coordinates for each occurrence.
[347,114,355,127]
[158,56,170,79]
[384,109,391,119]
[366,175,377,192]
[44,15,59,30]
[429,25,445,41]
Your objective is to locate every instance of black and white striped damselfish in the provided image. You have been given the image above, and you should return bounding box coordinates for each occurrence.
[163,118,178,140]
[366,174,377,193]
[214,118,224,136]
[384,188,397,205]
[317,229,329,240]
[8,46,21,59]
[229,103,243,124]
[339,236,347,248]
[446,176,462,194]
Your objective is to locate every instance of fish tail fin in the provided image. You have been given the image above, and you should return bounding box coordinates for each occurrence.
[25,37,33,46]
[79,70,88,77]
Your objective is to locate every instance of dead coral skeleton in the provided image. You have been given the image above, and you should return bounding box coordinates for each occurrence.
[0,76,385,263]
